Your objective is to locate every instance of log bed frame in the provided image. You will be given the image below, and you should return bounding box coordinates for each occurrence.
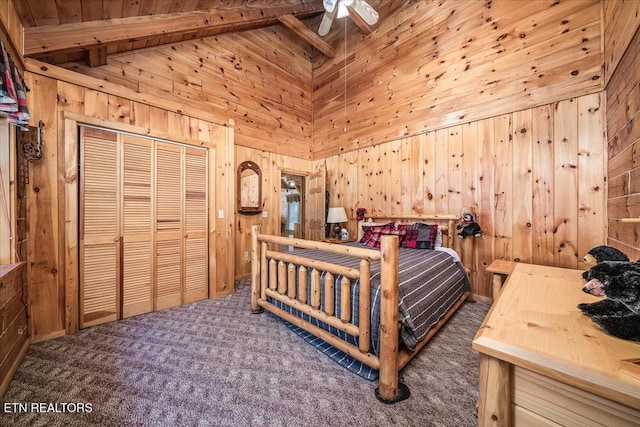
[250,214,473,403]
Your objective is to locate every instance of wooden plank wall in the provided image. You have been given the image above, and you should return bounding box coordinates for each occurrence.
[312,0,603,159]
[234,145,312,277]
[59,25,314,159]
[322,93,606,298]
[603,0,640,87]
[605,5,640,260]
[23,68,235,342]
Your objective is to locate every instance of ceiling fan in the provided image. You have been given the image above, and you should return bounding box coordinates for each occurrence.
[318,0,379,36]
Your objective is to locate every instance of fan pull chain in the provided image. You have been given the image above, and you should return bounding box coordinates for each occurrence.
[344,16,348,133]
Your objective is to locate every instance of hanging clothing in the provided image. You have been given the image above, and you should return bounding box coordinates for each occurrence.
[0,41,29,130]
[10,63,29,129]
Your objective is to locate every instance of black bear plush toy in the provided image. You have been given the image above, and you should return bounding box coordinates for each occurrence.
[456,211,482,238]
[579,261,640,342]
[581,245,629,280]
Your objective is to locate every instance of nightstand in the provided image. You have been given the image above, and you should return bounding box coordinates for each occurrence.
[486,259,515,302]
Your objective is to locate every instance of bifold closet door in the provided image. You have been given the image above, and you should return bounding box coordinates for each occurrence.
[184,147,208,303]
[80,127,209,327]
[122,134,153,318]
[155,143,183,310]
[80,127,120,328]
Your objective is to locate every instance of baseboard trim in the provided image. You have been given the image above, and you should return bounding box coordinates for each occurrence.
[472,294,492,304]
[30,329,66,344]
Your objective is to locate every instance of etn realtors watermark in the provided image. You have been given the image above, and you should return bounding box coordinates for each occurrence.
[3,402,93,413]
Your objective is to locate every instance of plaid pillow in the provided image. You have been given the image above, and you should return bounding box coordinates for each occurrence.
[359,222,394,243]
[401,223,438,249]
[363,227,406,248]
[361,224,393,246]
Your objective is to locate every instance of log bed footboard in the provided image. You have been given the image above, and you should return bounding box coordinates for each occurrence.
[250,225,470,403]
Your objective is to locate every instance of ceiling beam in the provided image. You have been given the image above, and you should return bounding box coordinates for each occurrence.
[86,46,107,67]
[24,1,325,56]
[278,15,335,58]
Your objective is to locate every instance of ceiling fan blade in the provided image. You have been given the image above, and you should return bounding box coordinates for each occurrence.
[318,7,337,36]
[349,0,379,25]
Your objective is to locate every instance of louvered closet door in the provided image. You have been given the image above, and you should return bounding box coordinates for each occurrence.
[184,147,208,303]
[80,127,120,328]
[122,135,153,318]
[155,143,183,310]
[80,128,210,327]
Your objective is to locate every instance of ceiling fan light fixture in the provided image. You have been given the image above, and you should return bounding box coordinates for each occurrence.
[318,0,377,36]
[337,0,353,18]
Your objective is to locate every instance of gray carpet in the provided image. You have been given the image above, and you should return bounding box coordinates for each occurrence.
[2,280,489,427]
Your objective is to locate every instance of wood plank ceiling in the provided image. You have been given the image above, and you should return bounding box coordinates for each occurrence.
[12,0,351,66]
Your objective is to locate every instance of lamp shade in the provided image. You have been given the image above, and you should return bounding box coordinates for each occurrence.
[326,206,348,223]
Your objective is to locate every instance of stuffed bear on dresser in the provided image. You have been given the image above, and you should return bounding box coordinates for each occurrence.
[579,261,640,342]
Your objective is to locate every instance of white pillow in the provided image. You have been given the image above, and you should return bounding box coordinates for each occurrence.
[435,226,443,248]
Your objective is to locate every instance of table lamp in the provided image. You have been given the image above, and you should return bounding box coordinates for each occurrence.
[326,207,348,239]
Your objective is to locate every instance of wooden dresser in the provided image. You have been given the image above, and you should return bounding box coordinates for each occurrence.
[0,262,28,398]
[473,263,640,426]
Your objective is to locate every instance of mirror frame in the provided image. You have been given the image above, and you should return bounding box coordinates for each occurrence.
[237,160,262,215]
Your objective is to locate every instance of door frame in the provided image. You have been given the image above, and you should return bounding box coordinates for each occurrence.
[280,171,305,239]
[278,163,325,241]
[61,112,231,334]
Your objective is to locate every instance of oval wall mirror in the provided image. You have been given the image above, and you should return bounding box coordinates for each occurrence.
[237,161,262,214]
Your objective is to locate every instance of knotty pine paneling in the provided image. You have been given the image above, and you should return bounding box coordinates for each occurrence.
[234,145,313,278]
[603,0,640,87]
[24,73,62,341]
[60,25,314,159]
[23,72,234,341]
[322,93,605,299]
[606,19,640,261]
[312,0,603,159]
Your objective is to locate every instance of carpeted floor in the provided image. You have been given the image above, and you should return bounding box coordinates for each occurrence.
[2,280,489,427]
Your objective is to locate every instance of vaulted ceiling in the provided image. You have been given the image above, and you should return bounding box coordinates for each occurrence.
[12,0,387,66]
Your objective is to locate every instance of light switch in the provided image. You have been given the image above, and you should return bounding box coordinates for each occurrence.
[262,211,268,218]
[218,210,224,218]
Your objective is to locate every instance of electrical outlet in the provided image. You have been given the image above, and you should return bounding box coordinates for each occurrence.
[261,211,268,218]
[244,251,249,261]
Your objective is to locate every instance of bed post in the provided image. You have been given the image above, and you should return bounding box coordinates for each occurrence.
[250,225,263,314]
[375,235,410,403]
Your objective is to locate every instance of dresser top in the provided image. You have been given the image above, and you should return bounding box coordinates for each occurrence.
[0,262,24,281]
[473,262,640,409]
